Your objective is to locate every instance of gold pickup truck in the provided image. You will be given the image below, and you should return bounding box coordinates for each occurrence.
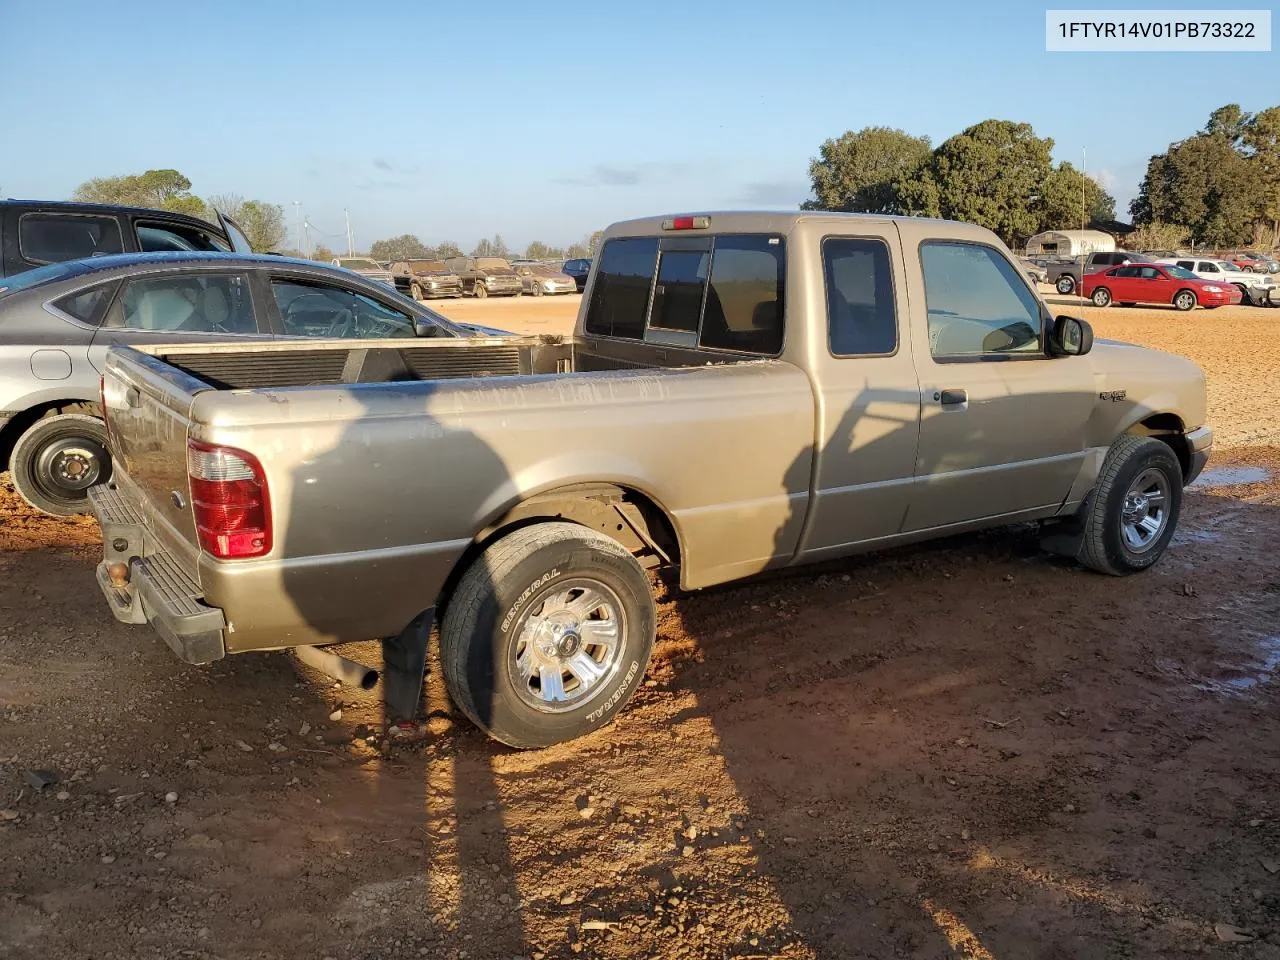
[88,212,1211,748]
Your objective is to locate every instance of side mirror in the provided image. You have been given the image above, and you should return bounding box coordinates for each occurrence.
[1049,315,1093,356]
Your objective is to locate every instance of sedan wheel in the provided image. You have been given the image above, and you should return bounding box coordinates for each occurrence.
[1174,290,1196,312]
[1091,287,1111,307]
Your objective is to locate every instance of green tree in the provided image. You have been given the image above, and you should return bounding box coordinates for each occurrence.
[1244,105,1280,245]
[1204,103,1251,146]
[207,193,287,252]
[897,119,1054,245]
[1131,132,1265,247]
[74,169,207,219]
[802,126,932,213]
[1038,162,1115,230]
[369,234,431,261]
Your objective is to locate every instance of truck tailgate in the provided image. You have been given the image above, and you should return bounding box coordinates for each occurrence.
[100,347,209,566]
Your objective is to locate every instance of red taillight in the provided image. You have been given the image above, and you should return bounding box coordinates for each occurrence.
[187,440,271,559]
[662,215,710,231]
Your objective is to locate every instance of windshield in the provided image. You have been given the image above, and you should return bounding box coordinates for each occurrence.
[1164,265,1197,280]
[407,260,449,272]
[0,261,78,298]
[476,258,512,271]
[1213,261,1239,272]
[338,258,383,271]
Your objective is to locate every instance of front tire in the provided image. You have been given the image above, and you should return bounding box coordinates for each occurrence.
[10,413,111,517]
[441,522,656,748]
[1174,290,1196,311]
[473,281,488,299]
[411,282,424,300]
[1091,287,1112,307]
[1076,436,1182,576]
[1056,275,1076,295]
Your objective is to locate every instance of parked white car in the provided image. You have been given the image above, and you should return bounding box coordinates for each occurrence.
[1158,257,1276,306]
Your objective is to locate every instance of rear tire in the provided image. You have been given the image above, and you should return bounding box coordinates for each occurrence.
[1076,436,1182,576]
[1056,275,1076,295]
[1091,287,1112,307]
[1174,290,1196,311]
[440,522,655,748]
[10,413,111,517]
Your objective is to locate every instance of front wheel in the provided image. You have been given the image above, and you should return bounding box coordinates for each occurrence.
[1091,287,1112,307]
[1076,436,1182,576]
[473,281,488,299]
[441,522,656,748]
[10,413,111,516]
[1056,275,1076,295]
[411,282,424,300]
[1174,290,1196,311]
[531,282,543,297]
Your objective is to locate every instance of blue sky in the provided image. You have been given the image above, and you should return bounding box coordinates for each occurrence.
[1,0,1275,252]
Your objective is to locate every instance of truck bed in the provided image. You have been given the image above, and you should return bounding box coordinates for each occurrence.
[153,334,743,390]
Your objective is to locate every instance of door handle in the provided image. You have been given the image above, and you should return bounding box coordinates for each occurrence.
[938,389,967,406]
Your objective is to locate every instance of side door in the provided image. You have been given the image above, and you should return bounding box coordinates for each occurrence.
[261,273,420,340]
[799,230,922,557]
[903,237,1096,533]
[88,269,265,372]
[1106,265,1144,301]
[1135,265,1174,302]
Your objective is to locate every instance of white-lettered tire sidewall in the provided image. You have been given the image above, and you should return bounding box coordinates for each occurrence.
[1098,444,1182,572]
[465,540,654,748]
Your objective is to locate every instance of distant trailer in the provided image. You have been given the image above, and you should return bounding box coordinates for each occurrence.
[1024,230,1116,258]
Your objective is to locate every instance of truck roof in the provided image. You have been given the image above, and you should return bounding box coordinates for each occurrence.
[603,210,1001,242]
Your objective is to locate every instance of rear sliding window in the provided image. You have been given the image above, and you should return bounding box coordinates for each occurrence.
[585,234,784,355]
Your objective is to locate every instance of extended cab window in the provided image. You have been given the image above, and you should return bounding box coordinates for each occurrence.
[700,236,784,355]
[650,249,708,332]
[585,238,658,340]
[823,238,896,355]
[921,242,1041,360]
[19,213,124,265]
[271,278,417,338]
[117,274,256,333]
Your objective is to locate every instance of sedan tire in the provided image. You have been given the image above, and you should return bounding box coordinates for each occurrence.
[440,522,655,748]
[1091,287,1112,307]
[1173,290,1197,312]
[10,413,111,517]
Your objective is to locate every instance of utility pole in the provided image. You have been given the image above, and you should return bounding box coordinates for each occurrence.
[344,208,354,256]
[294,202,305,257]
[303,218,313,259]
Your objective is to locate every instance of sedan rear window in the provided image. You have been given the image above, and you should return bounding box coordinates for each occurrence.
[52,283,117,326]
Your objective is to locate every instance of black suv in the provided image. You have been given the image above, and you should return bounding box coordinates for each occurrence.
[561,257,592,292]
[0,200,251,279]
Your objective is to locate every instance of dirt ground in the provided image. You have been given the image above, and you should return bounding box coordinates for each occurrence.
[2,297,1280,960]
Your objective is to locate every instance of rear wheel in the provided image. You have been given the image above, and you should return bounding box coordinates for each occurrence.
[10,413,111,517]
[1056,275,1076,295]
[1076,436,1182,576]
[441,522,656,748]
[1091,287,1112,307]
[1174,290,1196,311]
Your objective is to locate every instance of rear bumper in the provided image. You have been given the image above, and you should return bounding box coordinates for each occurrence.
[1185,425,1213,485]
[89,484,226,664]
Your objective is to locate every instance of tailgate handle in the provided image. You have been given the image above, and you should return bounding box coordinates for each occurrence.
[125,386,142,409]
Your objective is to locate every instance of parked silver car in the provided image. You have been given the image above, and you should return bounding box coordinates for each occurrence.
[0,252,477,516]
[514,263,579,295]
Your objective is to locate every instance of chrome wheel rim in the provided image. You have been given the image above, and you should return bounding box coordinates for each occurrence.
[1176,292,1194,310]
[1057,277,1073,294]
[510,578,625,713]
[1093,289,1109,306]
[1120,468,1170,553]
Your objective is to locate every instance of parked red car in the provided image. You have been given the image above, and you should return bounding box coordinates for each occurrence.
[1082,263,1243,311]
